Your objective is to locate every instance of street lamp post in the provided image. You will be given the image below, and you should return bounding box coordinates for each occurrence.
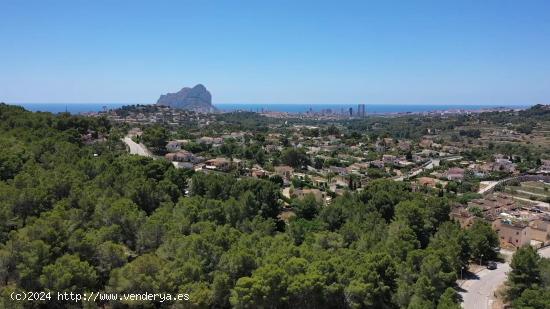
[460,266,464,280]
[480,254,484,266]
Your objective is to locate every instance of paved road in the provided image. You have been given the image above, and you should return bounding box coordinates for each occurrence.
[510,196,550,209]
[122,137,153,157]
[397,159,434,181]
[460,262,510,309]
[477,175,550,195]
[461,247,550,309]
[478,181,499,194]
[515,189,547,198]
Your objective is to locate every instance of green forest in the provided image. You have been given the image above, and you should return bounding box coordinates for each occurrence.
[0,104,502,308]
[506,245,550,308]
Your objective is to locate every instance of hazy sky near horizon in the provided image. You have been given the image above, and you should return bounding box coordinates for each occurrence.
[1,0,550,105]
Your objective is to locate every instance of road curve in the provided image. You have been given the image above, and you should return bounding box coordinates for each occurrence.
[460,262,510,309]
[122,137,153,157]
[460,247,550,309]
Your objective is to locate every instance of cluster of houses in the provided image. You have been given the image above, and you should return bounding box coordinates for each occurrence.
[158,123,547,214]
[115,109,550,251]
[162,120,547,183]
[415,154,523,191]
[451,192,550,249]
[120,115,550,250]
[103,105,216,127]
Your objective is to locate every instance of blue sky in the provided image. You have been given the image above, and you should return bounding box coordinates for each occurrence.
[1,0,550,105]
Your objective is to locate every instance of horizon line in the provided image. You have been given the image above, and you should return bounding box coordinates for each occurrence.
[7,102,537,106]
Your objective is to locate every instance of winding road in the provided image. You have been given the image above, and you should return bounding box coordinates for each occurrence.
[460,247,550,309]
[478,181,499,194]
[122,136,153,157]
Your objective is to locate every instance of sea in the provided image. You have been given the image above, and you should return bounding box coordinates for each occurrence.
[13,103,531,115]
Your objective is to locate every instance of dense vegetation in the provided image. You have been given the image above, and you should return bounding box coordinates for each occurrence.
[0,104,499,308]
[505,246,550,308]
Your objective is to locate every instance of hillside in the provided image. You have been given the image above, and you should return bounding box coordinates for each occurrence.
[0,103,495,308]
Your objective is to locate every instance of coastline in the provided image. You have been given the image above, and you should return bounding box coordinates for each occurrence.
[12,102,532,116]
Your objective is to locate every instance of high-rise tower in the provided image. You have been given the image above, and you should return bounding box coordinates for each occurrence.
[357,104,366,117]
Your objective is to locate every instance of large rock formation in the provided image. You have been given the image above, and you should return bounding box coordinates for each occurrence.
[156,84,217,113]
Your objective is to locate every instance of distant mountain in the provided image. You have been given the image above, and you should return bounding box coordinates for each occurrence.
[156,84,217,113]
